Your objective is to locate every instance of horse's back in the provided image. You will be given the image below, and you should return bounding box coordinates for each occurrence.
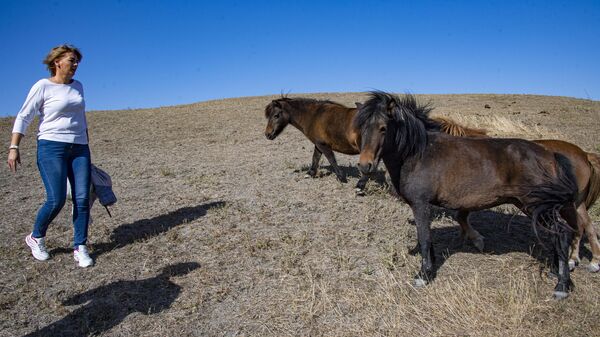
[535,139,588,159]
[427,133,554,169]
[402,134,561,210]
[307,105,360,154]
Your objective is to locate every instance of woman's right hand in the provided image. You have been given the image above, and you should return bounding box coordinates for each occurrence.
[7,149,20,172]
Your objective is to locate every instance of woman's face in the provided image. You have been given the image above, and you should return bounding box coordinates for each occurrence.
[54,52,79,78]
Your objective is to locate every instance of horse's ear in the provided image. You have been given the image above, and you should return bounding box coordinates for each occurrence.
[355,102,363,109]
[386,100,396,116]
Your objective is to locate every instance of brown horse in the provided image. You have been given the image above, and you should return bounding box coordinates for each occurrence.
[264,97,367,192]
[434,118,600,272]
[355,92,580,299]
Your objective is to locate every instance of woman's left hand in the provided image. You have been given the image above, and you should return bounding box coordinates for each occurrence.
[7,149,20,173]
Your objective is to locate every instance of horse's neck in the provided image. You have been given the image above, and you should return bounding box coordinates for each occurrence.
[289,117,305,133]
[383,151,406,177]
[287,102,315,133]
[382,152,423,200]
[381,129,434,190]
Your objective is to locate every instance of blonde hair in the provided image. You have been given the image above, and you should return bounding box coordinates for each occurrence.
[43,44,83,76]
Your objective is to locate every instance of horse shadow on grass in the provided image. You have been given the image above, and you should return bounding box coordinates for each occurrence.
[410,208,586,281]
[297,164,388,186]
[294,164,364,180]
[49,201,225,258]
[24,262,200,337]
[327,164,364,180]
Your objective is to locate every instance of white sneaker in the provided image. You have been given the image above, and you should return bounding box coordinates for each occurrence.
[74,245,94,267]
[25,233,50,261]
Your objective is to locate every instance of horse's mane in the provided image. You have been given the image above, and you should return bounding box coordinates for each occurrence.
[354,91,435,160]
[265,96,348,118]
[431,117,488,137]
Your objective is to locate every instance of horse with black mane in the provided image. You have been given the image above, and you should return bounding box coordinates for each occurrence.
[354,91,580,299]
[437,118,600,273]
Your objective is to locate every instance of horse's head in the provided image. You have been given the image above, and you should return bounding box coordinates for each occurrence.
[264,98,292,140]
[355,92,432,175]
[354,93,396,175]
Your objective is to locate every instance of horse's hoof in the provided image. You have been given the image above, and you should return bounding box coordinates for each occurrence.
[304,174,311,179]
[569,258,581,271]
[587,262,600,273]
[413,278,428,288]
[553,291,569,300]
[355,188,365,196]
[473,237,485,252]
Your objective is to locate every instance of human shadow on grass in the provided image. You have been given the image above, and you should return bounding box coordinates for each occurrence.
[94,201,225,257]
[24,262,199,337]
[50,201,225,258]
[407,208,574,282]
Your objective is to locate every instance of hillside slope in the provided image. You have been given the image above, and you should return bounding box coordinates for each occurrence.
[1,93,599,336]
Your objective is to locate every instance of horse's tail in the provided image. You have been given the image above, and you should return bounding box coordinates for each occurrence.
[431,117,488,137]
[525,153,579,241]
[585,152,600,209]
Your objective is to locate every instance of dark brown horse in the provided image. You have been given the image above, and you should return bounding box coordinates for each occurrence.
[264,97,367,192]
[435,118,600,272]
[355,92,580,299]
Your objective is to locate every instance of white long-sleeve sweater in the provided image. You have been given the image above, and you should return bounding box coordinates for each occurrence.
[12,78,88,144]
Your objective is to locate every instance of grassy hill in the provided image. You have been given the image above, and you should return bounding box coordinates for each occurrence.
[1,93,599,336]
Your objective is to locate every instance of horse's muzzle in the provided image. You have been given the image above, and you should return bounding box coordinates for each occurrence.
[358,160,377,175]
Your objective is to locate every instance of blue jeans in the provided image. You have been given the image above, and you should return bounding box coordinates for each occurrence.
[33,139,91,247]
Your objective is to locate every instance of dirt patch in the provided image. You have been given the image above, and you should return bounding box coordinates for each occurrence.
[1,93,599,336]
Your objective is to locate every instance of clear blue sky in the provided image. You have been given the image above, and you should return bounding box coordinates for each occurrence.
[1,0,599,117]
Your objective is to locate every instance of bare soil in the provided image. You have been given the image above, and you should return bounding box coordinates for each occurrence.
[1,93,599,337]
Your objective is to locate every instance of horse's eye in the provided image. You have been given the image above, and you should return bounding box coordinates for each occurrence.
[380,126,386,133]
[273,113,280,119]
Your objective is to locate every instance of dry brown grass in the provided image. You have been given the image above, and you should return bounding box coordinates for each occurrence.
[439,113,559,139]
[1,93,599,337]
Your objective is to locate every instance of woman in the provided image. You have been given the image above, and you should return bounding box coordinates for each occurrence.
[7,44,93,267]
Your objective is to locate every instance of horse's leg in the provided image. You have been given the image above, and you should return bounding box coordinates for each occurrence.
[554,206,577,300]
[412,203,435,287]
[315,143,347,183]
[307,146,322,178]
[568,204,585,270]
[355,174,369,196]
[552,231,573,300]
[456,210,485,252]
[578,204,600,272]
